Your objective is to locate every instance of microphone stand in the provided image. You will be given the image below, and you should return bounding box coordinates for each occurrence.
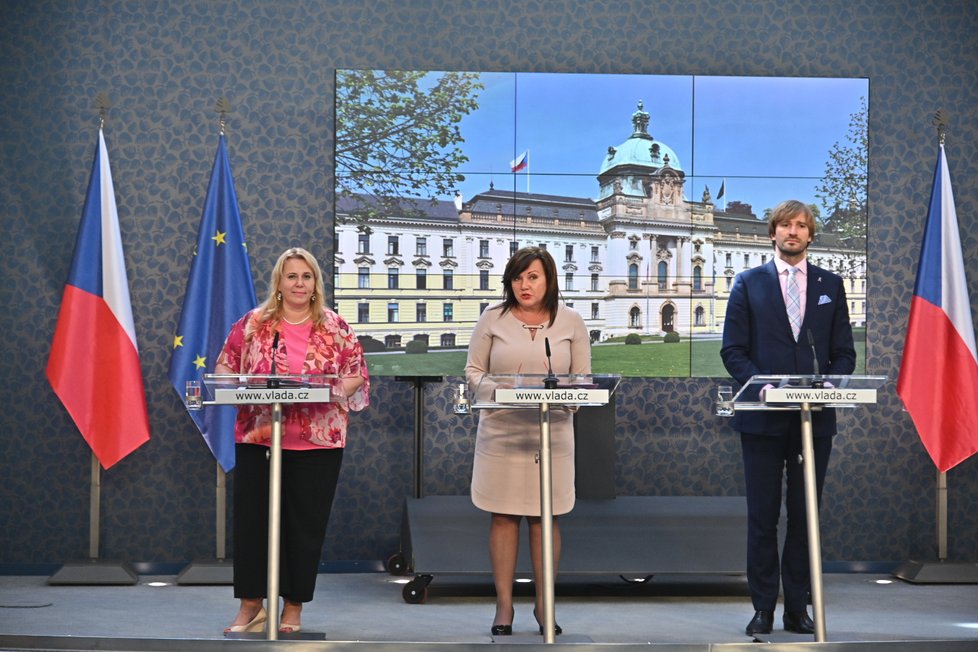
[543,337,558,389]
[806,329,824,388]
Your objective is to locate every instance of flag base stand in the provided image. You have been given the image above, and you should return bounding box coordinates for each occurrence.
[892,560,978,584]
[176,559,233,585]
[47,559,137,585]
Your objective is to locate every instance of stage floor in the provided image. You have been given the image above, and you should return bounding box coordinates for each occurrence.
[1,571,977,650]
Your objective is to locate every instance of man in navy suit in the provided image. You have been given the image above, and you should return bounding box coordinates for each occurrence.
[721,200,856,637]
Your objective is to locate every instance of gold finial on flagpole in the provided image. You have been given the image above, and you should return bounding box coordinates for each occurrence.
[94,92,111,130]
[215,96,231,136]
[932,109,947,146]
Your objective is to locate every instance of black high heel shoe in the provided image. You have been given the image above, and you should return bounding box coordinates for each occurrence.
[490,606,514,636]
[534,608,562,636]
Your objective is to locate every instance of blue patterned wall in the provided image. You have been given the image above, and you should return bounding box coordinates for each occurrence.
[1,0,977,567]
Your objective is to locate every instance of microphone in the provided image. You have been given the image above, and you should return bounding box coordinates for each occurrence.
[544,337,558,389]
[267,331,281,388]
[806,329,824,388]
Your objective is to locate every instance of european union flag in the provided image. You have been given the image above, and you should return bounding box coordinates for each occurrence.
[168,135,256,472]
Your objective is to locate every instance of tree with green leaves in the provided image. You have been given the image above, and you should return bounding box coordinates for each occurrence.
[815,96,867,241]
[335,70,483,234]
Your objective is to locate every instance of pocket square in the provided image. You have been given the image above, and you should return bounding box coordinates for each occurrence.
[818,294,832,305]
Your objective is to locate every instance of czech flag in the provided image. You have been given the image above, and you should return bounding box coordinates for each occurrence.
[510,150,528,173]
[897,144,978,472]
[46,129,151,470]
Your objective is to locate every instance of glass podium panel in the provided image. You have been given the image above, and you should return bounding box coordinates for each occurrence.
[469,373,621,409]
[725,374,887,413]
[201,373,339,405]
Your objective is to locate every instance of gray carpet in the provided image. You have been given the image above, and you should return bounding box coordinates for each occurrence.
[1,572,977,650]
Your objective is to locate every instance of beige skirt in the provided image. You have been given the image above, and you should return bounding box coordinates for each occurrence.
[470,408,576,516]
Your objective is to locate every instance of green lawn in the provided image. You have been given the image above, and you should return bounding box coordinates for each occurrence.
[365,339,867,378]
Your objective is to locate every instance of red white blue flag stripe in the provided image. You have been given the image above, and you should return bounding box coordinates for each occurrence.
[46,129,150,469]
[897,144,978,472]
[510,150,528,173]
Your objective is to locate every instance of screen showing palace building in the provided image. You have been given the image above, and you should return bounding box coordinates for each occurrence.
[334,71,868,378]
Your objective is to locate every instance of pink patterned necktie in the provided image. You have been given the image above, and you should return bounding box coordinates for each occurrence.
[786,267,802,341]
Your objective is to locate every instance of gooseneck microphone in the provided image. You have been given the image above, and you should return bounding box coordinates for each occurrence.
[544,337,559,389]
[806,329,824,388]
[267,331,281,388]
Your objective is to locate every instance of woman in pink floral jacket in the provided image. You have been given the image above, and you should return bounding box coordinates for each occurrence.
[216,247,369,636]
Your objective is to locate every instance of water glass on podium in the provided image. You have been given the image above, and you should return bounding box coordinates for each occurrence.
[185,380,203,410]
[715,385,734,416]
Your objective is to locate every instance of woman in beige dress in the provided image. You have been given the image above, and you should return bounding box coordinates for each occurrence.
[464,246,591,636]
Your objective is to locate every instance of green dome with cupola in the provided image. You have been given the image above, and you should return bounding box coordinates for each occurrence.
[597,100,684,200]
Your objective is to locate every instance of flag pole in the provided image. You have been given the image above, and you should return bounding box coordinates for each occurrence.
[49,99,138,586]
[174,97,255,584]
[893,111,978,584]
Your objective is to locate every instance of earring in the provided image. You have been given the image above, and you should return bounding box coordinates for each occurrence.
[276,291,282,302]
[311,293,316,302]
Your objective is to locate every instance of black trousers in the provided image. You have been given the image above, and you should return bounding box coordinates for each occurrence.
[741,427,831,613]
[232,443,344,603]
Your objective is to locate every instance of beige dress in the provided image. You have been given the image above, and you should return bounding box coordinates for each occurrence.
[465,304,591,516]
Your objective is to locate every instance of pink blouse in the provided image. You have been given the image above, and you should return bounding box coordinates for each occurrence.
[216,308,370,449]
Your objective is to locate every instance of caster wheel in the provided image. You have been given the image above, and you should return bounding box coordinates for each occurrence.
[386,552,408,575]
[402,580,427,603]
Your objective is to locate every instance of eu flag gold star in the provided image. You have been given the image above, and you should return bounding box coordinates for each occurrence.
[212,230,227,246]
[173,335,184,349]
[193,355,207,369]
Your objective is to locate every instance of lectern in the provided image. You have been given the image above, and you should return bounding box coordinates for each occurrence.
[459,373,620,644]
[195,373,340,641]
[719,374,885,643]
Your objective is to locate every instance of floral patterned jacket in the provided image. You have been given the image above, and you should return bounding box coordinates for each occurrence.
[216,308,370,448]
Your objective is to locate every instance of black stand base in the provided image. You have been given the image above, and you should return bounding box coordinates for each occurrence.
[225,630,326,641]
[893,560,978,584]
[176,559,233,585]
[47,560,137,585]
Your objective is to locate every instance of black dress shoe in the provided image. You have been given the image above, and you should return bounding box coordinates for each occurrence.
[533,609,562,636]
[538,623,562,636]
[745,610,774,636]
[783,610,815,634]
[490,624,512,636]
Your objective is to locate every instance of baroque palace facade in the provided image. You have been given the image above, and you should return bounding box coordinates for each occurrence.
[333,104,866,350]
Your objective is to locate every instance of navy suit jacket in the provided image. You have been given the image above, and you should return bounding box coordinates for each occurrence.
[720,260,856,436]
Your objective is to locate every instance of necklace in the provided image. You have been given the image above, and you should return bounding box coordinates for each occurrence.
[282,314,310,325]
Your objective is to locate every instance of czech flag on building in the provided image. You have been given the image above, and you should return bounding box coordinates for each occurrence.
[897,144,978,472]
[510,150,528,173]
[46,129,151,469]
